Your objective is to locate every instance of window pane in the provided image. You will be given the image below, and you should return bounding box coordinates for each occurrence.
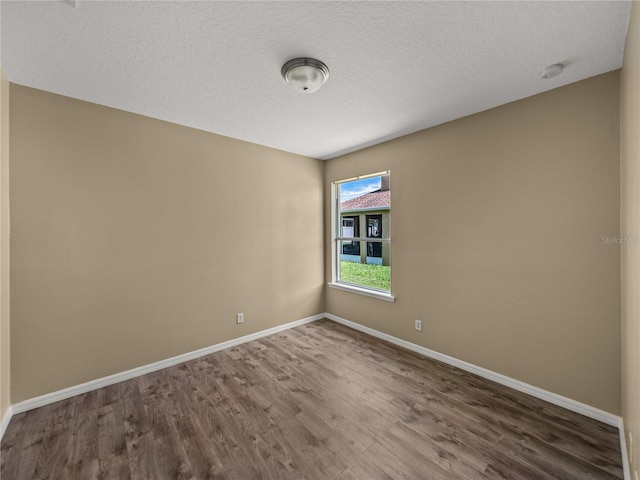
[366,241,382,259]
[339,258,390,292]
[341,215,359,239]
[335,173,390,293]
[339,240,361,262]
[366,215,382,238]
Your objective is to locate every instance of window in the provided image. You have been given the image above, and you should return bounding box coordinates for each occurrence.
[330,171,393,301]
[341,216,360,258]
[366,214,382,261]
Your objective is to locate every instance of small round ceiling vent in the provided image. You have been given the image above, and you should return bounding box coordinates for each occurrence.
[281,58,330,93]
[541,63,563,80]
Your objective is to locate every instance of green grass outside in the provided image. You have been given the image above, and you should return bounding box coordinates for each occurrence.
[340,261,391,291]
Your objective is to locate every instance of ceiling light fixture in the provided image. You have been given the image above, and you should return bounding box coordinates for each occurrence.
[281,58,329,93]
[540,63,563,80]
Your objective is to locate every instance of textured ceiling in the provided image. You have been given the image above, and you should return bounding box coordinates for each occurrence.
[0,1,632,160]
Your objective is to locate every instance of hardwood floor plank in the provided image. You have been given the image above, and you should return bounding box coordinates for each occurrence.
[1,319,623,480]
[334,455,395,480]
[121,379,172,480]
[95,382,131,479]
[64,391,101,479]
[16,399,77,479]
[363,439,455,480]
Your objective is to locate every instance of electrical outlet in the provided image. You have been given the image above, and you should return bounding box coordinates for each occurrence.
[236,313,244,324]
[415,319,422,332]
[634,470,638,480]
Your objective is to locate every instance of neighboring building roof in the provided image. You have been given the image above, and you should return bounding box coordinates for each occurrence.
[341,190,390,211]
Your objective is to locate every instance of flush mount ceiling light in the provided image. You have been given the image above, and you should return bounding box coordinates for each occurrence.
[541,63,563,80]
[281,58,330,93]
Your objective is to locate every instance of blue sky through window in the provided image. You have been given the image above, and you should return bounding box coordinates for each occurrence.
[339,176,381,203]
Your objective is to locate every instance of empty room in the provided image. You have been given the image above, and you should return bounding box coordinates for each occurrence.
[0,1,639,479]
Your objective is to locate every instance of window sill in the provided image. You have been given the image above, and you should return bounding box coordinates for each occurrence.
[328,282,396,302]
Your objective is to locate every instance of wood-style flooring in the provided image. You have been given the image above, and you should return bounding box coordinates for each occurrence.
[1,319,623,479]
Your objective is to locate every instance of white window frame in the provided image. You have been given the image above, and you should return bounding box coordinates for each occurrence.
[329,171,395,302]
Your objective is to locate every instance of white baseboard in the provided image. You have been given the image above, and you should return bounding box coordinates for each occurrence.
[619,418,632,480]
[324,313,622,428]
[10,313,325,416]
[0,405,12,442]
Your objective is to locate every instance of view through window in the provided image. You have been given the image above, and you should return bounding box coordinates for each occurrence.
[335,172,391,293]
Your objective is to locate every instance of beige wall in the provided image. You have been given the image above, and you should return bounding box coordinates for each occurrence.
[9,85,324,402]
[325,72,621,414]
[621,0,640,474]
[0,71,10,420]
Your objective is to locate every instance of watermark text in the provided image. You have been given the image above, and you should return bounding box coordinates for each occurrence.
[602,236,640,245]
